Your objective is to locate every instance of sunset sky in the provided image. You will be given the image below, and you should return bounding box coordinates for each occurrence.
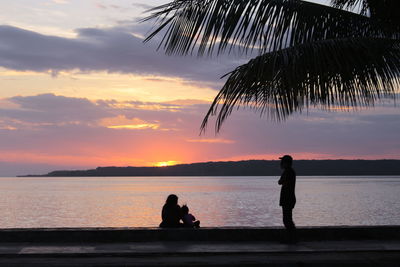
[1,0,399,176]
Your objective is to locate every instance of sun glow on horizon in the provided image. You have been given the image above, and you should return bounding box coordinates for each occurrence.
[154,161,181,167]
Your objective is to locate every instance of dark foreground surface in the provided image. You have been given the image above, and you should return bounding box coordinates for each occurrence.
[0,227,399,266]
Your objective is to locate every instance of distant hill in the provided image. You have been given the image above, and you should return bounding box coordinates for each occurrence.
[21,160,400,177]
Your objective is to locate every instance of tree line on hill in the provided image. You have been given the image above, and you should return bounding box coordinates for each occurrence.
[22,160,400,177]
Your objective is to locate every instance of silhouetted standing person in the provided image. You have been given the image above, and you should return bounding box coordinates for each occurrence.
[278,155,297,243]
[159,194,183,228]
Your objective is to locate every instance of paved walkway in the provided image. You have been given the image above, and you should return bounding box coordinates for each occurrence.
[0,240,399,266]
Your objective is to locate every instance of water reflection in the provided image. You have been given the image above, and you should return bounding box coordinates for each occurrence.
[0,176,398,228]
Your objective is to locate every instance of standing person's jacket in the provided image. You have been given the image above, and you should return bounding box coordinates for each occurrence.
[279,168,296,208]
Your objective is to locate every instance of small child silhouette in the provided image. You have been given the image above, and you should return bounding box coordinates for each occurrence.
[181,205,200,228]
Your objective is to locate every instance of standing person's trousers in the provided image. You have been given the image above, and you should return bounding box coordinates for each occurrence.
[282,206,296,230]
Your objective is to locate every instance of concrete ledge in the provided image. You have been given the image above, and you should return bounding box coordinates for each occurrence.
[0,226,399,243]
[0,252,399,267]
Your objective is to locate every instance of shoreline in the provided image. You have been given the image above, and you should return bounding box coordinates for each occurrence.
[18,159,400,177]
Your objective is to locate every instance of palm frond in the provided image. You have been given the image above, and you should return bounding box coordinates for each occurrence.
[142,0,388,56]
[201,38,400,132]
[332,0,400,32]
[331,0,369,15]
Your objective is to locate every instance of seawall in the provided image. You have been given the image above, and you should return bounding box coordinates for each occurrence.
[0,226,399,243]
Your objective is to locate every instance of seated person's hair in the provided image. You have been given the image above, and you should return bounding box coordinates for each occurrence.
[181,205,189,214]
[165,194,178,205]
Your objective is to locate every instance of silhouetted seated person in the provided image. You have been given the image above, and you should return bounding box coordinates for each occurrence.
[159,194,183,228]
[181,205,200,228]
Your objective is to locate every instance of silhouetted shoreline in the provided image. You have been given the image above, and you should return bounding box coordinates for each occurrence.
[20,160,400,177]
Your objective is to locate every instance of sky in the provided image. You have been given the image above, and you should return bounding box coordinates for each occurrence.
[0,0,399,176]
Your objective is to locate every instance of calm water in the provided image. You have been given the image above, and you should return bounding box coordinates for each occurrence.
[0,176,399,228]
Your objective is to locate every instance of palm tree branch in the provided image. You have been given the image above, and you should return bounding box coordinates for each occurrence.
[330,0,369,14]
[142,0,391,56]
[201,37,400,132]
[331,0,400,32]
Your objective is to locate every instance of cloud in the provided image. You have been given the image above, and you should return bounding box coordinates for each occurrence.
[52,0,69,4]
[0,93,196,131]
[186,138,236,144]
[216,107,400,160]
[132,3,155,10]
[0,25,239,88]
[95,3,107,9]
[164,99,211,106]
[0,93,399,176]
[0,94,196,170]
[95,3,123,10]
[99,115,160,130]
[0,94,111,127]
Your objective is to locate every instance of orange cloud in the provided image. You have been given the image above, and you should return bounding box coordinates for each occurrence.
[98,115,159,130]
[0,125,17,130]
[164,99,211,106]
[186,138,236,144]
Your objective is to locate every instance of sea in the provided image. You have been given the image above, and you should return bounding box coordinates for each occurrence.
[0,176,399,228]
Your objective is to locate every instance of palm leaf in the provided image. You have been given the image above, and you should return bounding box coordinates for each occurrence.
[331,0,400,32]
[143,0,389,56]
[201,38,400,132]
[330,0,369,14]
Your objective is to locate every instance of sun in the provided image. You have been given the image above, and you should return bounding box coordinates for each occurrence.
[155,161,180,167]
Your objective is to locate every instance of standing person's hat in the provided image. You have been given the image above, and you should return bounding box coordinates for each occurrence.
[279,155,293,163]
